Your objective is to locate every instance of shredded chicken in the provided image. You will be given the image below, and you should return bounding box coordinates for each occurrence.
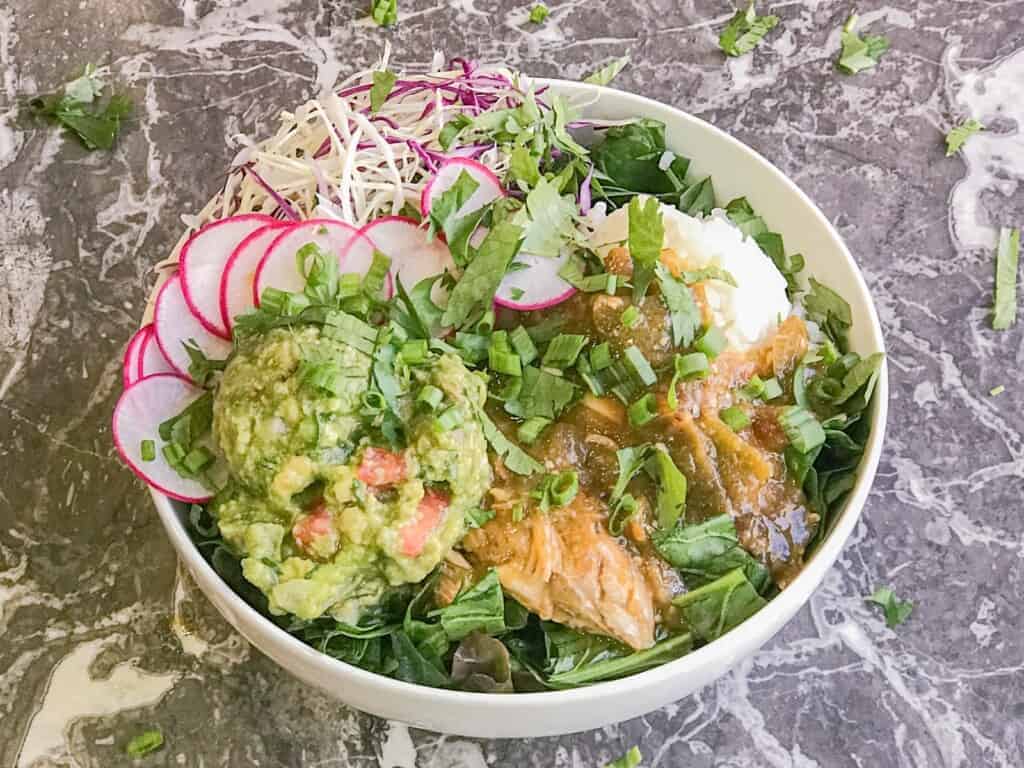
[462,493,657,650]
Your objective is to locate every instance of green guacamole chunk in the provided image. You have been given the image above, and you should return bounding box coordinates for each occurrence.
[211,326,491,624]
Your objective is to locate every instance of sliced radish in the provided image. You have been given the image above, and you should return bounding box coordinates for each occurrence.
[253,219,359,305]
[154,273,232,381]
[353,216,452,296]
[137,324,175,380]
[494,248,576,311]
[122,326,148,388]
[220,223,291,331]
[179,214,276,338]
[420,158,505,219]
[112,373,213,503]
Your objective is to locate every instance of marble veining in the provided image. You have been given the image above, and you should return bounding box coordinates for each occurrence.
[1,1,1023,766]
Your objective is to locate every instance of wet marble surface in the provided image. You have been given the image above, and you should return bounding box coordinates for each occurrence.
[2,0,1023,765]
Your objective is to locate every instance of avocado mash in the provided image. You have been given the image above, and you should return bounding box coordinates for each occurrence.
[211,326,491,623]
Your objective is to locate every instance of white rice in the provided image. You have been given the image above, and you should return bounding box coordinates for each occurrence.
[589,200,791,350]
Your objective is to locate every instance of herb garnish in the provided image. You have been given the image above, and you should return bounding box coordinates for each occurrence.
[945,118,984,157]
[604,746,643,768]
[583,56,631,87]
[29,63,133,150]
[370,0,398,26]
[837,13,889,75]
[719,2,780,58]
[370,69,397,113]
[125,728,164,757]
[866,586,913,628]
[992,226,1020,331]
[528,3,549,24]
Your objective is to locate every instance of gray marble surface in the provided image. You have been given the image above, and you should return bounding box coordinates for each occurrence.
[2,0,1023,765]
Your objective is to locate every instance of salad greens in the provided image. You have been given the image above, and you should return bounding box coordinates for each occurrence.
[837,13,890,75]
[583,57,631,87]
[719,2,780,58]
[529,3,549,24]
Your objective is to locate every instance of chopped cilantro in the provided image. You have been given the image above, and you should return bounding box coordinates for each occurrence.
[945,118,984,157]
[509,145,541,188]
[719,2,779,57]
[528,3,549,24]
[583,56,630,86]
[441,219,524,328]
[990,385,1005,397]
[655,263,701,348]
[866,586,913,628]
[29,63,133,151]
[125,728,164,757]
[427,169,485,266]
[513,177,577,257]
[992,226,1020,330]
[370,69,397,113]
[370,0,398,26]
[837,13,889,75]
[627,196,664,300]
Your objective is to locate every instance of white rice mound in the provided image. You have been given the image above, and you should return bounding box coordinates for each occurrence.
[589,199,791,350]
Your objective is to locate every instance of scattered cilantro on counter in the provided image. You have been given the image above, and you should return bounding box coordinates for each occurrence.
[529,3,549,24]
[990,385,1005,397]
[866,586,913,628]
[583,56,631,86]
[836,13,889,74]
[125,728,164,758]
[945,118,984,156]
[719,2,780,57]
[28,63,132,151]
[370,69,397,113]
[604,746,643,768]
[992,226,1021,330]
[370,0,398,26]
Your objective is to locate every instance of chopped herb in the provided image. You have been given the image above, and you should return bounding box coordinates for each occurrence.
[427,170,485,266]
[627,393,658,426]
[370,69,397,113]
[945,118,984,157]
[370,0,398,26]
[673,567,766,641]
[679,177,716,216]
[645,447,687,529]
[837,13,889,75]
[466,507,496,529]
[514,177,577,258]
[517,416,551,445]
[541,333,588,368]
[434,405,464,432]
[628,196,665,300]
[140,439,156,462]
[621,305,641,328]
[532,469,579,511]
[719,405,750,431]
[504,366,577,421]
[666,351,710,409]
[441,219,524,328]
[719,2,780,57]
[590,342,613,371]
[803,277,852,350]
[509,145,541,188]
[604,746,642,768]
[866,586,913,628]
[992,226,1020,331]
[29,63,133,151]
[761,376,784,401]
[682,265,738,287]
[622,345,657,387]
[724,197,768,238]
[583,56,631,87]
[476,408,543,475]
[990,385,1005,397]
[438,113,472,151]
[416,385,444,411]
[656,264,702,348]
[528,3,549,24]
[509,325,538,365]
[610,444,653,503]
[125,728,164,757]
[694,327,727,358]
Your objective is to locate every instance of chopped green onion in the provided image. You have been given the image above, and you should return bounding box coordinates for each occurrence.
[337,272,363,298]
[623,345,657,386]
[628,393,658,427]
[667,351,711,410]
[466,507,496,529]
[990,385,1005,396]
[542,334,588,368]
[992,226,1021,330]
[162,442,186,466]
[435,405,464,432]
[621,305,641,328]
[476,309,496,335]
[489,331,522,376]
[399,339,428,364]
[548,469,579,507]
[761,377,784,401]
[140,439,156,462]
[509,325,538,365]
[590,342,613,371]
[607,493,638,536]
[778,405,826,453]
[416,385,444,411]
[517,416,551,445]
[362,390,386,412]
[739,375,765,399]
[454,331,489,363]
[695,327,727,358]
[182,446,215,474]
[719,405,751,431]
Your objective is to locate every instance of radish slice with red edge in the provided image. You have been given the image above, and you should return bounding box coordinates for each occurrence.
[494,249,576,311]
[112,373,213,503]
[420,158,505,219]
[352,216,452,297]
[154,273,232,381]
[122,326,148,387]
[179,214,276,338]
[253,219,359,305]
[137,324,175,380]
[220,222,291,331]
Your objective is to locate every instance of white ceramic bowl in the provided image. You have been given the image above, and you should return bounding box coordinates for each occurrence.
[151,79,888,738]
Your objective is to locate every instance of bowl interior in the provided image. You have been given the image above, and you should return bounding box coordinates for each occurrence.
[151,79,888,737]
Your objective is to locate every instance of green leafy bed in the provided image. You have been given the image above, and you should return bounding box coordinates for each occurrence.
[181,103,882,692]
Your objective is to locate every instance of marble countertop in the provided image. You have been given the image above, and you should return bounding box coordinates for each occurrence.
[2,0,1023,765]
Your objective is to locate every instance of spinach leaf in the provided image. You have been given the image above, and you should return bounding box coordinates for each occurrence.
[546,630,693,687]
[451,632,514,692]
[391,631,450,687]
[673,567,766,642]
[679,176,715,216]
[441,219,524,328]
[429,569,506,641]
[653,514,770,593]
[591,119,690,197]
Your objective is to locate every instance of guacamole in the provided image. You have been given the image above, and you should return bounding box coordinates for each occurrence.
[211,326,491,624]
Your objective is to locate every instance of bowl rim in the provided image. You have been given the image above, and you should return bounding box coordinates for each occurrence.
[151,77,889,713]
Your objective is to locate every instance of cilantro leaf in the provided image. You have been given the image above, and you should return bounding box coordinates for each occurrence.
[528,3,549,23]
[583,56,630,86]
[370,69,397,113]
[837,14,889,75]
[655,263,702,347]
[627,196,664,300]
[370,0,398,26]
[438,113,472,150]
[550,95,589,157]
[945,118,984,156]
[993,226,1021,331]
[604,746,642,768]
[476,408,543,475]
[441,219,524,328]
[29,66,132,152]
[63,63,104,104]
[125,729,164,758]
[504,366,577,420]
[427,170,485,266]
[513,176,577,257]
[724,196,768,237]
[865,586,913,628]
[719,2,779,57]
